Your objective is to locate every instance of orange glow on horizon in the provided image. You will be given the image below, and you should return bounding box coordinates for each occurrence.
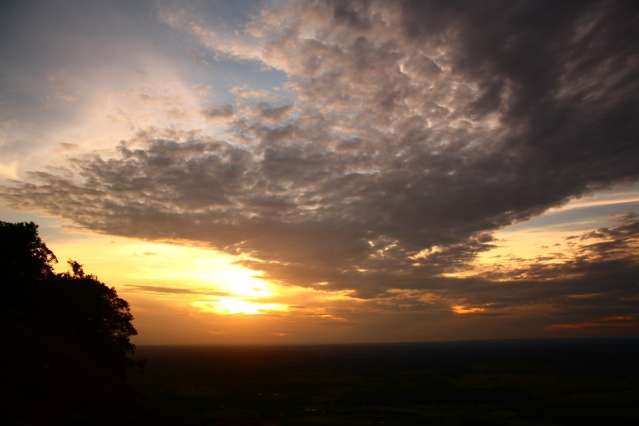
[548,315,635,331]
[44,230,362,327]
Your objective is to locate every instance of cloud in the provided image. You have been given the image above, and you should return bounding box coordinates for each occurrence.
[125,284,228,297]
[231,86,273,99]
[2,1,639,332]
[548,315,636,332]
[255,103,293,121]
[202,104,235,122]
[59,143,80,151]
[159,5,263,62]
[363,214,639,335]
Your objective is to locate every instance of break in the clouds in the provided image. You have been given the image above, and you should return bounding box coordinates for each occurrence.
[2,0,639,335]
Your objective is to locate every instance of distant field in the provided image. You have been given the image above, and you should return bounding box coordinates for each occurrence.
[130,339,639,425]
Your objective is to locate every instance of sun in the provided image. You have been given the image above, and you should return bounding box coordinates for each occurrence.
[191,257,289,315]
[192,260,273,298]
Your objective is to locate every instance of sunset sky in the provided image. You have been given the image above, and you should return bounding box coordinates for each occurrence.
[1,0,638,344]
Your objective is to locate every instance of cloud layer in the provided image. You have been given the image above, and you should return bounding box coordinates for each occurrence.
[3,0,639,333]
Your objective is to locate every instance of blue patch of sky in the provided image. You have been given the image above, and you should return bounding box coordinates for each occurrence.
[508,201,639,232]
[160,0,288,105]
[1,0,287,122]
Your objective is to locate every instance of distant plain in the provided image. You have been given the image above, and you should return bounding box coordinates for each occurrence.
[132,339,639,425]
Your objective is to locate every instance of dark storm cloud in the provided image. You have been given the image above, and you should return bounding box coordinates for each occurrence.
[400,0,639,182]
[2,0,638,326]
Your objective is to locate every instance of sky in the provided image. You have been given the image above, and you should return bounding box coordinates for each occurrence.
[1,0,638,345]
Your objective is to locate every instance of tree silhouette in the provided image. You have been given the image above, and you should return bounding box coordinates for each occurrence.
[1,221,139,425]
[1,221,57,281]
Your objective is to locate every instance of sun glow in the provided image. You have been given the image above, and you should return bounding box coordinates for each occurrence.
[193,298,288,315]
[193,264,273,298]
[48,233,291,316]
[189,259,291,314]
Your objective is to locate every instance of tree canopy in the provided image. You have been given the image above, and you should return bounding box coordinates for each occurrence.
[1,221,138,425]
[1,221,57,281]
[2,221,137,366]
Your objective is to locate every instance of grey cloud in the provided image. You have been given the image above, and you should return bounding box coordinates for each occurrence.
[202,104,235,121]
[429,216,639,322]
[351,214,639,334]
[125,284,228,297]
[59,142,79,151]
[256,103,293,121]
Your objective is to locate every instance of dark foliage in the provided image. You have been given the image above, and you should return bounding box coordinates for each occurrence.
[1,221,138,425]
[1,221,57,281]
